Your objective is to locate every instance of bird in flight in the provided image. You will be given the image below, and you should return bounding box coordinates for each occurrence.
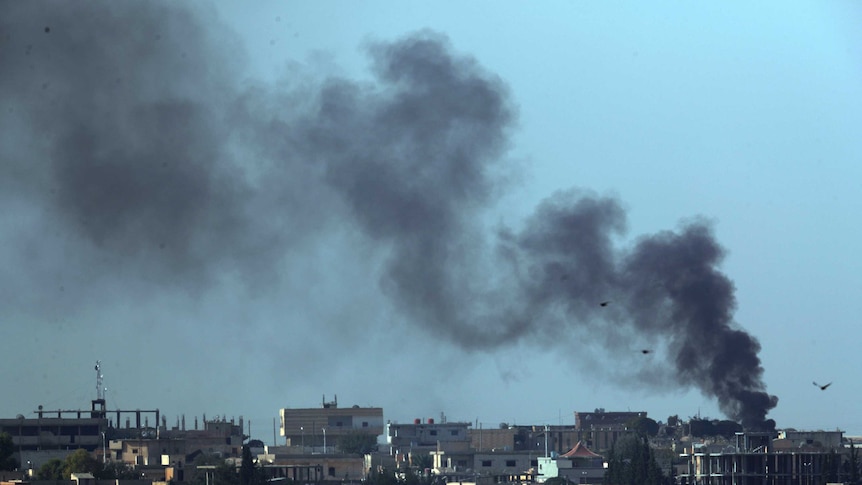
[599,301,610,307]
[813,381,832,390]
[641,349,652,354]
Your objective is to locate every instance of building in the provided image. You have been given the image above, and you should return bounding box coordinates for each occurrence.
[537,442,606,484]
[0,396,245,473]
[574,411,646,451]
[678,431,846,484]
[279,396,383,452]
[387,418,471,456]
[473,451,537,479]
[259,453,366,482]
[113,415,245,467]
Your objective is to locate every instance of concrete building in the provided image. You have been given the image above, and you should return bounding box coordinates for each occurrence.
[470,425,584,455]
[0,396,245,473]
[260,453,366,482]
[537,442,606,484]
[387,418,471,456]
[678,431,845,484]
[113,415,245,467]
[574,411,646,452]
[472,451,537,478]
[279,396,383,453]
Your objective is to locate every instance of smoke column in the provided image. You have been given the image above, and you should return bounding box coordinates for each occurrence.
[0,1,776,428]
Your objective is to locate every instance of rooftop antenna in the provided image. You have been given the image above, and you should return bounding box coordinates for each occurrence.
[95,360,105,400]
[92,360,107,419]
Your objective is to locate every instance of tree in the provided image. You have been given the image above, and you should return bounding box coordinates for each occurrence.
[246,439,265,449]
[240,445,257,485]
[189,453,239,485]
[849,439,860,485]
[38,458,65,480]
[364,466,401,485]
[0,433,16,471]
[98,461,138,480]
[411,453,432,470]
[604,434,666,485]
[63,449,101,478]
[626,416,659,437]
[338,430,377,455]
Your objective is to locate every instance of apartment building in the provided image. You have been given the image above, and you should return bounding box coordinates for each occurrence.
[387,418,471,456]
[678,431,843,484]
[574,411,646,451]
[279,396,383,452]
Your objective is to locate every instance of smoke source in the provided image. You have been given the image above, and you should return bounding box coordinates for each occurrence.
[0,1,776,429]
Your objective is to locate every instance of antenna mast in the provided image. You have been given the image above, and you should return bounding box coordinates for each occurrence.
[95,360,105,400]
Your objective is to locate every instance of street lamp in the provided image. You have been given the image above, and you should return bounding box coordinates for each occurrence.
[322,428,326,454]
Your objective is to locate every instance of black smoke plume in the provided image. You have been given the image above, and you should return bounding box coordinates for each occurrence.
[0,1,776,428]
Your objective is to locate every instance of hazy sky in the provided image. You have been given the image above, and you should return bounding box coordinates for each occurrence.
[2,1,861,440]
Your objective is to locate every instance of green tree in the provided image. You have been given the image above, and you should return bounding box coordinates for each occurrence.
[364,466,401,485]
[604,434,666,485]
[849,439,860,485]
[626,416,659,437]
[713,420,742,438]
[411,453,432,470]
[98,461,138,480]
[38,458,65,479]
[338,430,378,455]
[63,449,101,478]
[189,453,239,485]
[239,445,257,485]
[0,432,16,471]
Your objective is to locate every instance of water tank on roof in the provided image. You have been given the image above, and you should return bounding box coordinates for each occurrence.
[428,418,434,424]
[414,419,421,424]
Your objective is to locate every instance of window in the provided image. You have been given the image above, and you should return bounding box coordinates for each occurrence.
[456,460,468,467]
[506,460,516,467]
[132,449,138,454]
[328,467,335,477]
[482,460,492,467]
[362,422,369,428]
[450,430,459,436]
[430,430,437,436]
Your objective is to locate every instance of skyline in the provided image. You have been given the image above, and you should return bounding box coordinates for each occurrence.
[1,1,861,436]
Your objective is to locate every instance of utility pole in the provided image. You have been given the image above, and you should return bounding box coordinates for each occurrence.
[544,425,549,457]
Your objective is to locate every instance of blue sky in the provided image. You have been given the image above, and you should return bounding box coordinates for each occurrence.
[2,1,861,439]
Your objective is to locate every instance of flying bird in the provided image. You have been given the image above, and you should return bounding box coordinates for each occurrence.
[599,301,610,307]
[641,349,652,354]
[813,381,832,390]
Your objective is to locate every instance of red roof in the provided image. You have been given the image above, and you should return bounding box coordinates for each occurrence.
[560,441,602,458]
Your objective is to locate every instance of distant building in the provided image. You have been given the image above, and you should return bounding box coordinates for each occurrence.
[678,430,845,484]
[470,424,587,456]
[574,411,646,451]
[387,418,471,456]
[0,397,245,471]
[279,395,383,453]
[537,442,606,484]
[259,453,366,482]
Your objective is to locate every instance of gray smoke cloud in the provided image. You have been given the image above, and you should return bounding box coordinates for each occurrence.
[1,1,775,429]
